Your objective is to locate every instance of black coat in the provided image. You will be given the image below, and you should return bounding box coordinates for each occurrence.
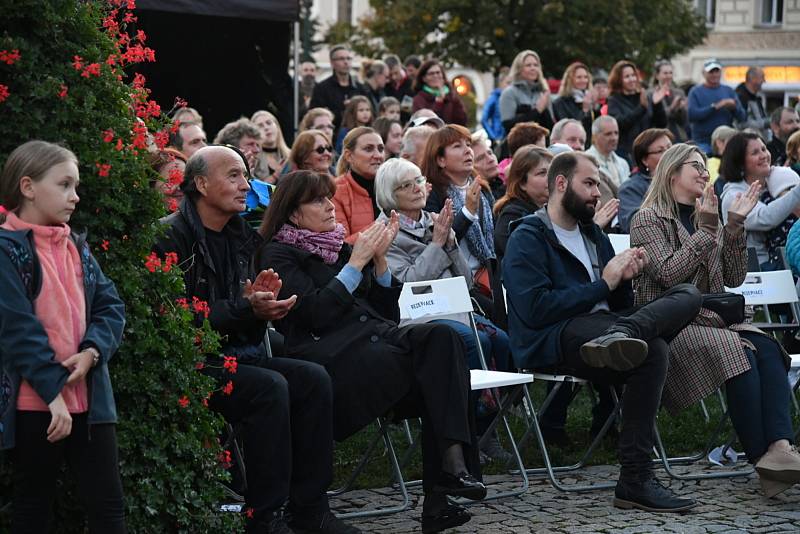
[552,95,595,148]
[309,74,368,129]
[255,241,421,439]
[153,198,269,363]
[607,92,666,164]
[493,197,538,265]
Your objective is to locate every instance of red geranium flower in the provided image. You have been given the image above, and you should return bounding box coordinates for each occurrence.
[0,49,21,65]
[0,84,9,103]
[96,163,111,177]
[57,84,68,99]
[222,380,234,396]
[101,239,110,251]
[178,395,190,408]
[144,252,161,273]
[102,129,114,143]
[223,356,238,374]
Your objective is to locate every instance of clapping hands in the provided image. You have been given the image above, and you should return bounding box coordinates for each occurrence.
[243,268,297,321]
[728,181,761,218]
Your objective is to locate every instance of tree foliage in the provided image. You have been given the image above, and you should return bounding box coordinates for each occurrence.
[0,1,240,531]
[343,0,708,76]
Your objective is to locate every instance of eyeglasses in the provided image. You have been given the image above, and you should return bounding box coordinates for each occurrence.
[394,176,427,192]
[314,145,333,155]
[683,161,709,176]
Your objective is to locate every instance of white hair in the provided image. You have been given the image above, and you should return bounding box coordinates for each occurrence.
[551,118,582,143]
[375,158,421,214]
[591,115,617,136]
[400,126,434,160]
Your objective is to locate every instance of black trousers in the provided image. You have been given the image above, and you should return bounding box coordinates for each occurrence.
[330,323,479,494]
[207,357,333,522]
[11,412,126,534]
[559,283,701,479]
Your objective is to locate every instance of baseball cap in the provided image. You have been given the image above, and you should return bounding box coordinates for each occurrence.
[409,115,445,129]
[703,58,722,72]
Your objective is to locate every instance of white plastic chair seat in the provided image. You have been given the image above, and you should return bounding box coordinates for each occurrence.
[608,233,630,255]
[470,369,532,391]
[791,355,800,369]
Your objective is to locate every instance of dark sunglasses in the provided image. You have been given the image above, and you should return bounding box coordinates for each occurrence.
[314,145,334,155]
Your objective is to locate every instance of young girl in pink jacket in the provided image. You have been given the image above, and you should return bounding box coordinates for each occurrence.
[0,140,126,532]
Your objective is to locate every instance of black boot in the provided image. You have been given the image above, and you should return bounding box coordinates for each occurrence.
[613,476,697,512]
[421,498,471,533]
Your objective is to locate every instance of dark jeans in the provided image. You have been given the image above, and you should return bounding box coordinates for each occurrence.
[11,412,126,534]
[559,283,702,480]
[207,357,333,522]
[726,331,795,463]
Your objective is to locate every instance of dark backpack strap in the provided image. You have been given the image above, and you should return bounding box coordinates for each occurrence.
[0,232,38,300]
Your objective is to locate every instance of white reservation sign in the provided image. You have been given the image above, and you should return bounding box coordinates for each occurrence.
[405,294,451,320]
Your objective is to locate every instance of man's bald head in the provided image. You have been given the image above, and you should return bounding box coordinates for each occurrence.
[182,145,242,197]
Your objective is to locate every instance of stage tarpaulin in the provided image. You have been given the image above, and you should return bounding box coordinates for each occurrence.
[135,1,298,141]
[137,0,299,22]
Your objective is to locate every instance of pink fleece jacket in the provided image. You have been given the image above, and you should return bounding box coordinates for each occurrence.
[2,212,88,413]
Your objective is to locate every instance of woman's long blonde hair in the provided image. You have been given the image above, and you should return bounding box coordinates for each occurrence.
[251,110,290,160]
[509,50,547,91]
[640,143,707,219]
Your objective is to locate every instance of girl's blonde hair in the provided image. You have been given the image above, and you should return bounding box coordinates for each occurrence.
[640,143,707,219]
[251,109,290,160]
[0,140,77,222]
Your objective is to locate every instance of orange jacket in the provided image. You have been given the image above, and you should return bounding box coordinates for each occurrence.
[333,171,376,244]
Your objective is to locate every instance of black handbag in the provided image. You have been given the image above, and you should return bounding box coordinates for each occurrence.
[701,292,745,326]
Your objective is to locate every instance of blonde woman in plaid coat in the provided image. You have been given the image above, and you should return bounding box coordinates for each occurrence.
[630,143,800,498]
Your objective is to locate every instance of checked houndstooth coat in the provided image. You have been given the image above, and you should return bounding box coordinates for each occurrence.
[629,205,787,413]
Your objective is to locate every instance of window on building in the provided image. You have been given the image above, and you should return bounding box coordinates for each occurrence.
[760,0,784,25]
[338,0,353,25]
[694,0,716,25]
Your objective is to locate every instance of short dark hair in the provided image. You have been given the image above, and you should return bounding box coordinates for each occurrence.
[547,151,598,192]
[257,171,337,243]
[168,121,199,151]
[632,128,674,171]
[719,131,763,183]
[329,44,349,60]
[404,55,421,69]
[383,54,401,69]
[771,106,796,125]
[180,151,209,198]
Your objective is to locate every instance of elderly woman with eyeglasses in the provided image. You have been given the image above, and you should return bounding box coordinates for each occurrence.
[630,143,800,498]
[375,158,513,463]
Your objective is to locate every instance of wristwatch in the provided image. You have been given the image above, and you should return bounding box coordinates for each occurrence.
[85,346,101,367]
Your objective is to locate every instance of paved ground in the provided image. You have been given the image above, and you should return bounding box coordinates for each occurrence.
[332,465,800,533]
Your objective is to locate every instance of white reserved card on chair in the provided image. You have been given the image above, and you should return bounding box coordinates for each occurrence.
[405,294,451,319]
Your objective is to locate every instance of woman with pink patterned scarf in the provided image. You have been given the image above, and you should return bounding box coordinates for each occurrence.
[253,170,486,532]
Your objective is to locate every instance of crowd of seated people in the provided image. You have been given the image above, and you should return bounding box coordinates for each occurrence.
[11,42,800,534]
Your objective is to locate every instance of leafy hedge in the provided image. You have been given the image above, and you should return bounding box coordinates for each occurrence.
[0,1,241,531]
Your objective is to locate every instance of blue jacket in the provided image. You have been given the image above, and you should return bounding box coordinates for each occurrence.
[785,218,800,276]
[502,208,633,369]
[0,229,125,449]
[618,170,651,233]
[687,84,746,145]
[481,88,505,141]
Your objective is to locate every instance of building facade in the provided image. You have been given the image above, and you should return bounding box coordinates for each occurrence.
[673,0,800,108]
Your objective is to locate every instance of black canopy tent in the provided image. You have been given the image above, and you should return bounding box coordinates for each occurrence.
[135,0,299,140]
